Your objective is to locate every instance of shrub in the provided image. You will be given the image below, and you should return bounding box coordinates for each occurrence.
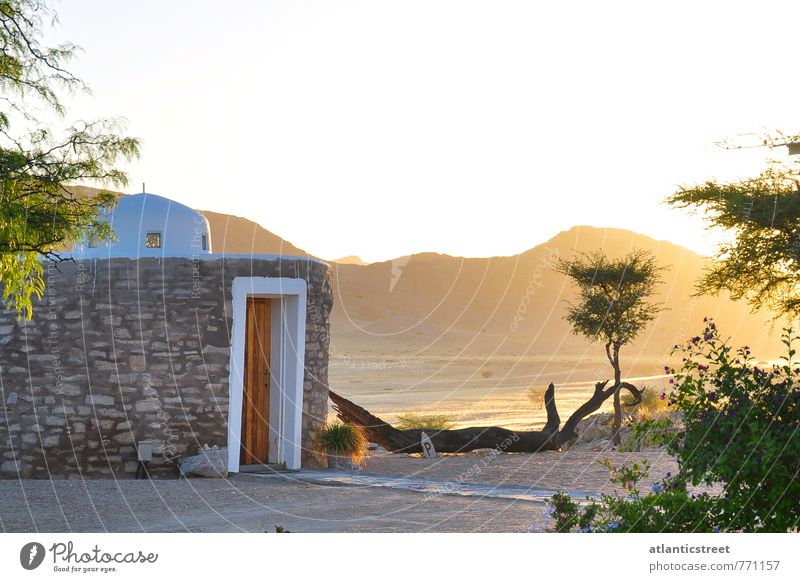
[667,320,800,532]
[547,459,720,533]
[622,384,668,417]
[620,417,674,452]
[395,413,455,431]
[527,385,548,411]
[315,422,368,464]
[546,320,800,532]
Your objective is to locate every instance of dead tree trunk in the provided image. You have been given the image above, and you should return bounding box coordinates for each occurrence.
[329,380,644,454]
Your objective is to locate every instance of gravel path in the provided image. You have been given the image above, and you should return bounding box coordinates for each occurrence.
[362,450,678,495]
[0,450,679,533]
[0,474,547,533]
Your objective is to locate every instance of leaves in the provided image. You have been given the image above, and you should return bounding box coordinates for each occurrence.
[666,157,800,318]
[0,0,139,317]
[555,248,667,348]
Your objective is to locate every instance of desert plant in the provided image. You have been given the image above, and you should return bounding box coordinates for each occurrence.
[315,422,368,466]
[619,417,674,452]
[546,459,719,533]
[666,320,800,531]
[546,320,800,532]
[527,385,548,411]
[622,384,667,413]
[555,249,667,444]
[395,413,455,431]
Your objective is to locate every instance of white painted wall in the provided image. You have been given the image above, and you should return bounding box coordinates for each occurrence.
[73,193,212,259]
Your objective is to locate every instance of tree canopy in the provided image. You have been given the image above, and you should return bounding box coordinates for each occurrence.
[1,0,139,317]
[667,152,800,319]
[556,248,666,353]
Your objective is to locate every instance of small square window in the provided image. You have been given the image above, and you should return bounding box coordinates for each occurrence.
[145,232,162,248]
[201,234,208,251]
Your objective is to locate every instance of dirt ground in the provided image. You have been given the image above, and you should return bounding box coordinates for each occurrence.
[361,450,677,495]
[0,450,676,533]
[0,473,546,533]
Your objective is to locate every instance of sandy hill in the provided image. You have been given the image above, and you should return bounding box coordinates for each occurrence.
[329,225,783,358]
[200,210,313,258]
[332,255,370,265]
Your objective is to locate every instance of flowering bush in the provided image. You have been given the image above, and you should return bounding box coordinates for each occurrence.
[667,320,800,531]
[546,320,800,532]
[546,459,720,533]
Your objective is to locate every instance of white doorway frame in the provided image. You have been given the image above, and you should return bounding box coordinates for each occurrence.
[227,277,307,472]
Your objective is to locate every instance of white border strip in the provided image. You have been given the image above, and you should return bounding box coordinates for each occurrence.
[227,277,307,472]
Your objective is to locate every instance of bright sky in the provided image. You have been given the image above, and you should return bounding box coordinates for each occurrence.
[49,0,800,262]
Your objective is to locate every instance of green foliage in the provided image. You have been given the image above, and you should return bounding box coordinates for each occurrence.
[547,458,721,533]
[546,320,800,532]
[315,422,368,463]
[666,320,800,532]
[666,148,800,318]
[0,0,139,317]
[620,417,674,452]
[395,413,455,430]
[555,248,667,442]
[555,249,666,351]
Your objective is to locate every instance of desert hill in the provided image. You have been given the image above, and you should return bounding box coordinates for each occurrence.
[333,255,370,265]
[328,225,782,358]
[201,210,312,258]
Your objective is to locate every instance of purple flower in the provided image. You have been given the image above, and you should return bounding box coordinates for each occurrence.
[704,333,713,341]
[544,505,555,516]
[580,526,591,533]
[608,520,620,530]
[660,391,666,401]
[708,391,718,402]
[712,525,720,533]
[669,378,674,384]
[651,483,663,493]
[698,364,708,372]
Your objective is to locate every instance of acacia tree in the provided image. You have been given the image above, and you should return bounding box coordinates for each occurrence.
[555,249,666,445]
[667,139,800,319]
[1,0,139,317]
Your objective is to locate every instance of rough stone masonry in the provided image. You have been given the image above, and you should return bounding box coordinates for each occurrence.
[0,256,333,478]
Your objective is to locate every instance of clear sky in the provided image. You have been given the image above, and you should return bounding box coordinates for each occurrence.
[49,0,800,262]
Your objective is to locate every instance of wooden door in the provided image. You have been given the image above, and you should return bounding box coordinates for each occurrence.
[240,297,271,465]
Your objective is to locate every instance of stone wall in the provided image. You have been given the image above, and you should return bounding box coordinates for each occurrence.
[0,256,333,478]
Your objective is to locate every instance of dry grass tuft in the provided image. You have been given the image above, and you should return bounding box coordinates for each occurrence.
[396,413,456,430]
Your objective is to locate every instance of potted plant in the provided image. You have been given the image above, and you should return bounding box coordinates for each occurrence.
[315,422,368,470]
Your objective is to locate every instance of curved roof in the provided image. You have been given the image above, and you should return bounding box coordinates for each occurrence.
[73,193,212,259]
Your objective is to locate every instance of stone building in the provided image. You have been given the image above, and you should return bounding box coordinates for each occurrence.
[0,193,333,478]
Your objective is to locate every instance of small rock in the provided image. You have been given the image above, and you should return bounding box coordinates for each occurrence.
[179,447,228,478]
